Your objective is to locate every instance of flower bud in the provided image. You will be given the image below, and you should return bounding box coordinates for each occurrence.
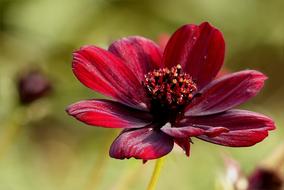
[17,70,51,104]
[248,168,283,190]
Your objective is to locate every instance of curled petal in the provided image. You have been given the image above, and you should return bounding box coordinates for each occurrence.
[66,99,152,128]
[180,109,275,147]
[72,46,149,110]
[174,138,191,157]
[109,128,174,160]
[163,22,225,88]
[161,123,204,138]
[203,127,229,137]
[185,70,267,116]
[108,36,163,81]
[161,123,228,138]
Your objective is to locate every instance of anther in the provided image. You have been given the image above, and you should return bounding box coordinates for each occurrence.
[143,65,197,108]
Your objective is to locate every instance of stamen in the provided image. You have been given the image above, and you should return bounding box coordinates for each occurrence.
[143,64,197,108]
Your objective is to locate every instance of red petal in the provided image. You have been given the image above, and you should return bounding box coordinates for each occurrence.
[66,99,152,128]
[199,130,270,147]
[109,128,174,160]
[72,46,150,110]
[163,22,225,88]
[181,109,275,147]
[174,138,191,157]
[185,70,267,116]
[108,36,163,82]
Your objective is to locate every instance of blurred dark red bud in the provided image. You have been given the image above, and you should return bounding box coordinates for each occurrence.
[17,70,52,104]
[248,168,283,190]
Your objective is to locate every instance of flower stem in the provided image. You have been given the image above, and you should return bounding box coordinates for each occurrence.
[84,132,118,190]
[0,122,22,157]
[147,157,165,190]
[0,108,25,159]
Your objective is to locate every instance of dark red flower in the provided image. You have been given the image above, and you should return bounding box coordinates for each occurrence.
[248,168,283,190]
[18,70,52,104]
[66,22,275,160]
[221,156,283,190]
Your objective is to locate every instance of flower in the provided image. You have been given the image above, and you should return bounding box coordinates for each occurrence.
[248,168,283,190]
[66,22,275,161]
[219,157,248,190]
[17,69,52,104]
[220,153,284,190]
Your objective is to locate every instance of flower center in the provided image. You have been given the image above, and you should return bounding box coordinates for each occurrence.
[143,64,197,109]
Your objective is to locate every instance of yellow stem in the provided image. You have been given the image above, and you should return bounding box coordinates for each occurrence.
[147,157,165,190]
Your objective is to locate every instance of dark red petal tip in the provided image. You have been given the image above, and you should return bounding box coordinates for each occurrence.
[174,138,191,157]
[109,128,174,160]
[66,99,152,128]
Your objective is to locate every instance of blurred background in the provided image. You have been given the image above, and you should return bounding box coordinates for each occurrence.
[0,0,283,189]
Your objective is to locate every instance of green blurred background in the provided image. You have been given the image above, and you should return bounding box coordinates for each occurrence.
[0,0,283,189]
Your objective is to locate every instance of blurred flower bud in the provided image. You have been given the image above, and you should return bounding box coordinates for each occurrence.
[248,168,283,190]
[220,142,284,190]
[17,70,52,104]
[219,156,248,190]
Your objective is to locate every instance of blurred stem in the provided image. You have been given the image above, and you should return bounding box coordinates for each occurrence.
[262,142,284,172]
[147,157,165,190]
[0,108,25,158]
[84,132,118,190]
[112,163,142,190]
[84,154,108,190]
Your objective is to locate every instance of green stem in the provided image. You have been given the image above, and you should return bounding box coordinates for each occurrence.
[0,108,25,159]
[147,157,165,190]
[0,122,22,157]
[84,132,118,190]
